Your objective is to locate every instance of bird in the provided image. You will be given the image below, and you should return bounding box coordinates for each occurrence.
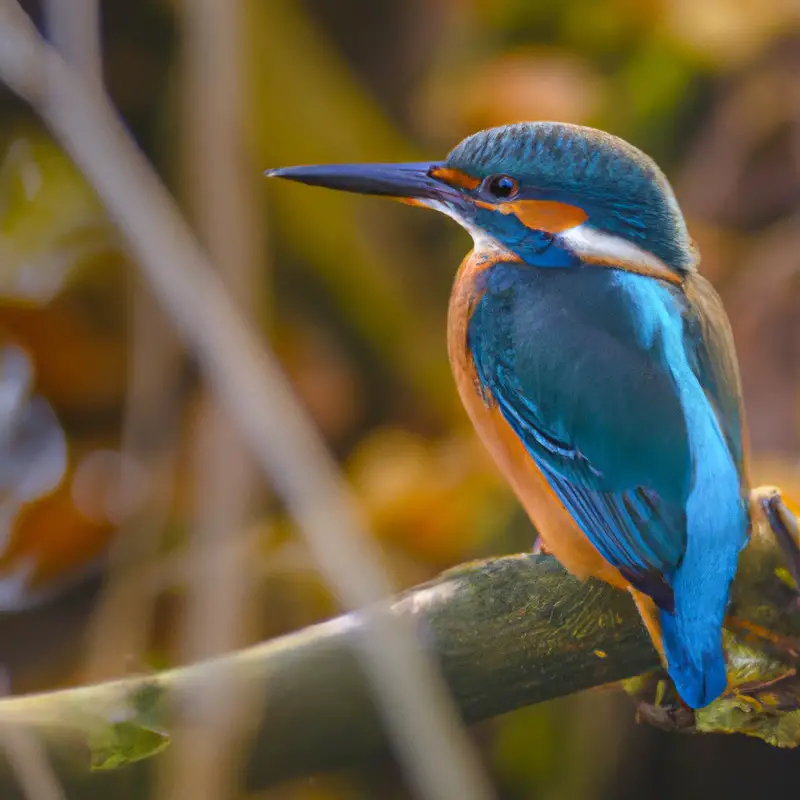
[266,121,751,709]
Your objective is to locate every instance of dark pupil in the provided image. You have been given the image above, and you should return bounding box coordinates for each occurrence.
[489,175,515,198]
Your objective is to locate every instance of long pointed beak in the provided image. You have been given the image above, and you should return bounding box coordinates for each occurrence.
[265,161,453,203]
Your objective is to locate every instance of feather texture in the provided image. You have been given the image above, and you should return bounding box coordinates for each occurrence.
[466,261,749,707]
[446,122,694,271]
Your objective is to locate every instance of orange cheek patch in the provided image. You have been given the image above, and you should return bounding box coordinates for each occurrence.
[475,199,588,233]
[428,166,481,191]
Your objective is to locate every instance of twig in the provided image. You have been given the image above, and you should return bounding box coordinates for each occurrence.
[0,671,64,800]
[0,6,98,798]
[164,5,264,796]
[761,489,800,590]
[43,0,102,92]
[82,280,182,682]
[75,0,182,685]
[0,4,494,799]
[0,726,64,800]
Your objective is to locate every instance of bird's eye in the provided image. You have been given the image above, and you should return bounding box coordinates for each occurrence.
[484,174,518,200]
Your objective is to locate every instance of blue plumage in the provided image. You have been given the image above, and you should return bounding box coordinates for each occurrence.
[469,263,749,708]
[446,122,695,272]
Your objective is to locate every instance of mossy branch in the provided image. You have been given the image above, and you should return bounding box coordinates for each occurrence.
[0,555,654,798]
[0,493,798,797]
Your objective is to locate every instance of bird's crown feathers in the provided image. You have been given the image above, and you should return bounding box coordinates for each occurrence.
[446,122,694,272]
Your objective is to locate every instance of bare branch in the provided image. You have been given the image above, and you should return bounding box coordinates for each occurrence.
[0,513,792,797]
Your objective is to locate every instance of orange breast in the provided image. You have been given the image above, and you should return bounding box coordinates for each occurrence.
[447,249,627,589]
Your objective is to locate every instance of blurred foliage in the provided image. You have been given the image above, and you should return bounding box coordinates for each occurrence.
[0,0,799,798]
[0,127,113,306]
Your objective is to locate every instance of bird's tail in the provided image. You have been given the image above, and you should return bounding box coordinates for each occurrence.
[659,598,727,709]
[659,487,746,709]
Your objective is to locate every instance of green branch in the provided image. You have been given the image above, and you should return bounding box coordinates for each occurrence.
[0,555,655,798]
[0,506,799,799]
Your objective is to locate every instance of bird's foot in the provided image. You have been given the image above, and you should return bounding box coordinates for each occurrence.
[624,673,696,733]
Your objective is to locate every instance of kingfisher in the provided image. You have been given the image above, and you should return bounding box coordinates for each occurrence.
[266,121,751,709]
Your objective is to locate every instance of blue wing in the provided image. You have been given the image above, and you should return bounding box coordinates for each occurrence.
[541,473,682,609]
[467,265,748,616]
[465,265,740,611]
[472,330,685,609]
[682,273,747,482]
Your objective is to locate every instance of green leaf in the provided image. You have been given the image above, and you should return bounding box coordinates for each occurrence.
[85,680,170,770]
[89,721,170,770]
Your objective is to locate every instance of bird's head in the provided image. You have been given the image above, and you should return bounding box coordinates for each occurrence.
[267,122,696,282]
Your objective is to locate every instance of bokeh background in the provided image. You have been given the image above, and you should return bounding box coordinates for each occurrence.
[1,0,800,798]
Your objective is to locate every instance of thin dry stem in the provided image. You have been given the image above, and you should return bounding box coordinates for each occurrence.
[0,670,64,800]
[82,280,183,682]
[0,5,99,797]
[0,3,495,799]
[43,0,102,92]
[160,1,264,795]
[72,0,181,685]
[0,725,65,800]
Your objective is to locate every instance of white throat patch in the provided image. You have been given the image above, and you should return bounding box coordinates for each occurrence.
[559,224,681,280]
